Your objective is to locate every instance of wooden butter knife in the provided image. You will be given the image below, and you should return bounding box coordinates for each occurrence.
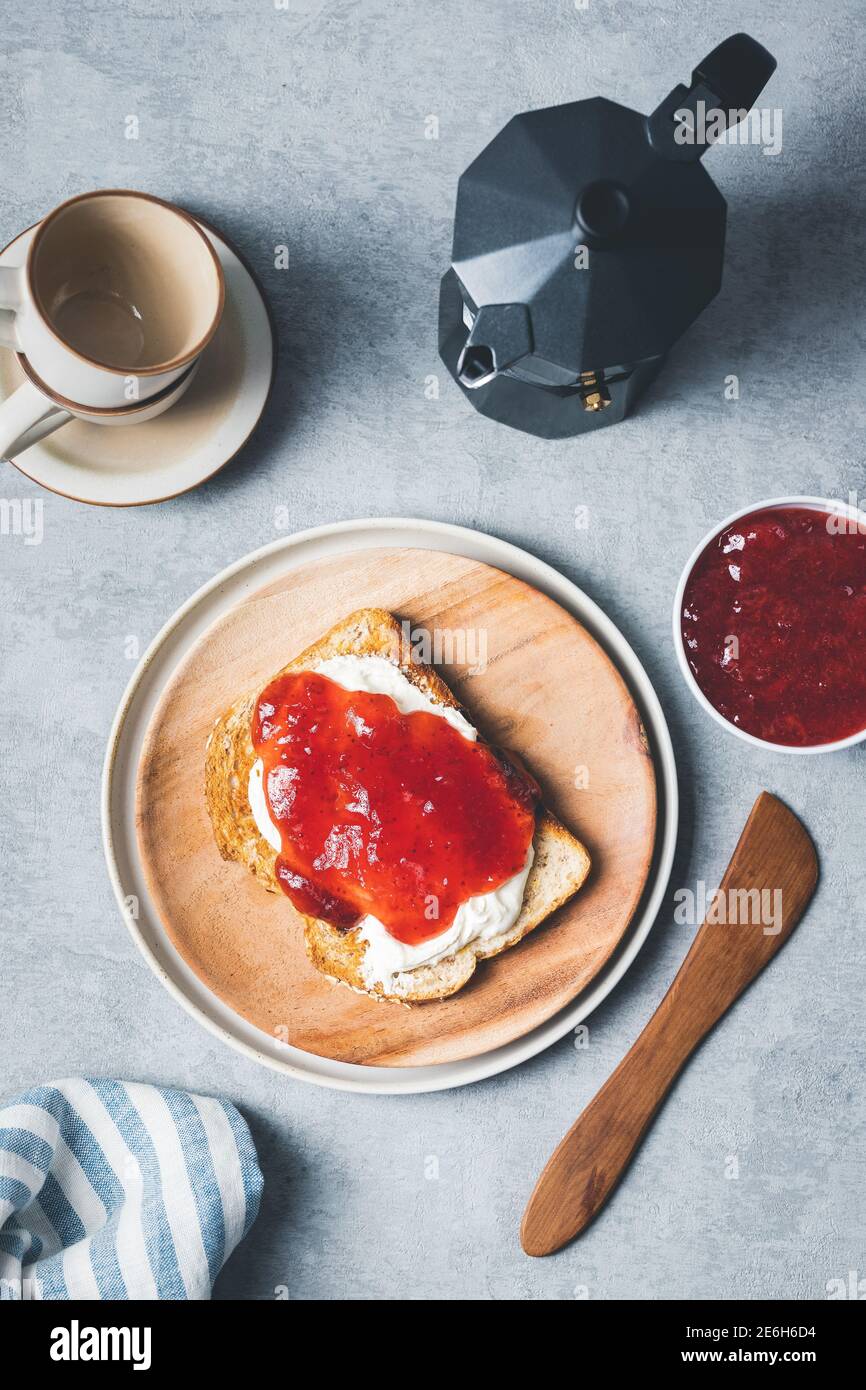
[521,791,818,1257]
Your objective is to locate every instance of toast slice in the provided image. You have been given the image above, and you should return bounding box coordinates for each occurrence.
[205,608,591,1003]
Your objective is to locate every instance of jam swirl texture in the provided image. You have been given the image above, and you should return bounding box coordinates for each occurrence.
[252,671,538,944]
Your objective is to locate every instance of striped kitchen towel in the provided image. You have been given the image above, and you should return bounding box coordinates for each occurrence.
[0,1079,263,1300]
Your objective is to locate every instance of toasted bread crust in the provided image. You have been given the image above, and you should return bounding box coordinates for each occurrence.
[205,608,591,1003]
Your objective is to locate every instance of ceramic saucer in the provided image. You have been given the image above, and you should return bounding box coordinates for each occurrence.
[0,217,274,505]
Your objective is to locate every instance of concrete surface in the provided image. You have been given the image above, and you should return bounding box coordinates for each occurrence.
[1,0,864,1300]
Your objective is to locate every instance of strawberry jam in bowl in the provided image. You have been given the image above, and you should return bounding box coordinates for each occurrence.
[673,496,866,753]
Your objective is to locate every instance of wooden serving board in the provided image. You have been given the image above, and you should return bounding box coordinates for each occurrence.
[135,547,656,1067]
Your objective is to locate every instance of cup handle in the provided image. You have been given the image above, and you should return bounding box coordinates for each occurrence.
[0,379,65,460]
[0,265,25,350]
[12,406,71,454]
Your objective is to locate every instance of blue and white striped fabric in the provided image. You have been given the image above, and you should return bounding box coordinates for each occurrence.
[0,1079,262,1300]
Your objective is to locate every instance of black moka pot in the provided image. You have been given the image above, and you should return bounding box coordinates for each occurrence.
[439,33,776,439]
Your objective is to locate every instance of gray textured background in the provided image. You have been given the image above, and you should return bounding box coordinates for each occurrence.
[1,0,864,1301]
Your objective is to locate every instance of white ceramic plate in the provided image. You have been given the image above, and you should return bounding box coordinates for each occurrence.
[102,519,679,1094]
[0,217,274,505]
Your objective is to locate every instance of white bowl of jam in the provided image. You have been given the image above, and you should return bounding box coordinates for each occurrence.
[673,495,866,753]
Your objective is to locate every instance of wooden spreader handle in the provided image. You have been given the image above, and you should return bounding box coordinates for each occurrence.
[521,792,818,1257]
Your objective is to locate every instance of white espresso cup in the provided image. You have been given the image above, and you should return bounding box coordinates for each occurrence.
[0,189,223,441]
